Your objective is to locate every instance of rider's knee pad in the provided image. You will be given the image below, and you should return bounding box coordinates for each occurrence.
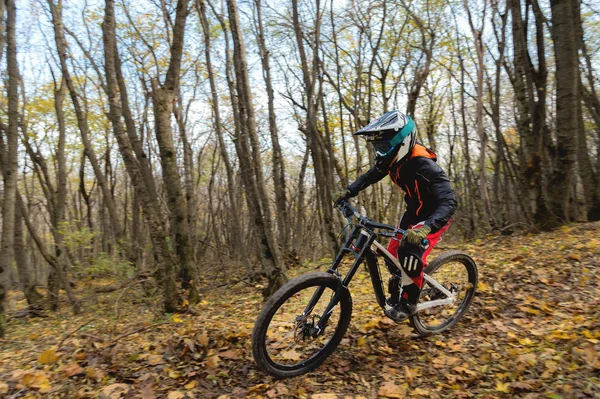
[398,244,425,278]
[399,253,423,278]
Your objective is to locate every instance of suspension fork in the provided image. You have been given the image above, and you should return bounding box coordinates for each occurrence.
[311,229,376,333]
[297,225,361,329]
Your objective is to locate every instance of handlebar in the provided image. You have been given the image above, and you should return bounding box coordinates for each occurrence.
[335,199,429,247]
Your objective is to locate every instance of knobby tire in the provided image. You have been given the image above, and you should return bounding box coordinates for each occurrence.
[409,251,478,336]
[252,272,352,378]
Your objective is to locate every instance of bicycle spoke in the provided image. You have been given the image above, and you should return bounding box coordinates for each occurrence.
[263,283,342,367]
[414,257,475,331]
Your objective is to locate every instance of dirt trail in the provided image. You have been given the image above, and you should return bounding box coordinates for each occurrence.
[1,223,599,398]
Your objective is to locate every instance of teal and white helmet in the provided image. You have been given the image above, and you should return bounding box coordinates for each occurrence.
[355,110,416,163]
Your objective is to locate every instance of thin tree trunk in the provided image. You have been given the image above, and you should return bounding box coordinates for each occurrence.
[291,0,338,257]
[102,0,181,312]
[293,144,311,254]
[14,203,43,307]
[197,0,249,270]
[0,0,18,336]
[226,0,287,295]
[457,39,477,237]
[47,0,126,254]
[464,0,495,229]
[508,0,552,226]
[15,193,80,313]
[253,0,290,252]
[149,0,199,304]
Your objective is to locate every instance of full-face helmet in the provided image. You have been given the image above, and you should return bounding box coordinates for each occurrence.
[355,110,416,164]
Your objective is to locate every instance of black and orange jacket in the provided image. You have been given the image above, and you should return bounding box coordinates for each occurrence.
[346,143,457,233]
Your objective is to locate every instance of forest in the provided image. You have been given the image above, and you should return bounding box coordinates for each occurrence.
[0,0,598,397]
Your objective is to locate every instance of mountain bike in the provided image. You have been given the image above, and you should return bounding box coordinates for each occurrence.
[251,199,478,378]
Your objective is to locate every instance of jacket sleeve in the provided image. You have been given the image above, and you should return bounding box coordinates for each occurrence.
[417,159,457,233]
[346,163,388,197]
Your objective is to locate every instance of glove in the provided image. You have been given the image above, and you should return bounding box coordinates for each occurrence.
[333,189,351,206]
[404,225,431,246]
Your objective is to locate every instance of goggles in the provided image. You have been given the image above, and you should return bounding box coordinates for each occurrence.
[367,138,394,156]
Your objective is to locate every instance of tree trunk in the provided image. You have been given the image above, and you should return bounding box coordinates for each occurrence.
[0,0,17,337]
[573,0,600,221]
[254,0,290,252]
[47,0,127,255]
[227,0,287,295]
[102,0,181,312]
[293,144,310,255]
[464,0,495,229]
[148,0,199,304]
[291,0,338,257]
[14,203,43,307]
[151,81,199,303]
[16,192,80,313]
[197,0,249,270]
[547,0,578,227]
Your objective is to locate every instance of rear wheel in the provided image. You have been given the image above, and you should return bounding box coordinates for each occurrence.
[252,272,352,378]
[409,251,477,336]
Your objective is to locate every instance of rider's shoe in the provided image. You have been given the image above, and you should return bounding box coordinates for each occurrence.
[384,301,416,322]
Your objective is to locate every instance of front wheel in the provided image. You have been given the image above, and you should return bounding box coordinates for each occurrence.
[409,251,478,336]
[252,272,352,378]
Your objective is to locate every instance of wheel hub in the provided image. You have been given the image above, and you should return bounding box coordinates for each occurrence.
[295,316,322,340]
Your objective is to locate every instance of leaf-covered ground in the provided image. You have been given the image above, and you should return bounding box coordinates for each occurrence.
[1,223,599,399]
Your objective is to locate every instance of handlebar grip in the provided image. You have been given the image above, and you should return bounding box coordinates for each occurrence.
[396,229,429,248]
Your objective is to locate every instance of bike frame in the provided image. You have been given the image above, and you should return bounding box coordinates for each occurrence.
[301,201,456,334]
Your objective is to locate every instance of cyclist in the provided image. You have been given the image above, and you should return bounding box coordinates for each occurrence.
[334,110,457,322]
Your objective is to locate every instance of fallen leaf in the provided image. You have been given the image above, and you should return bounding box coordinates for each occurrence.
[206,354,220,368]
[147,354,164,365]
[140,384,156,399]
[518,306,541,315]
[404,365,414,385]
[184,380,197,389]
[412,387,430,395]
[20,370,49,389]
[168,369,181,379]
[496,381,510,393]
[102,383,130,398]
[63,362,84,377]
[378,381,406,398]
[39,381,53,393]
[249,383,269,392]
[167,392,185,399]
[478,281,492,292]
[396,325,413,337]
[0,382,8,394]
[38,349,60,365]
[511,381,534,391]
[275,383,289,396]
[311,394,338,399]
[219,349,240,359]
[279,350,301,361]
[517,353,536,365]
[197,331,209,346]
